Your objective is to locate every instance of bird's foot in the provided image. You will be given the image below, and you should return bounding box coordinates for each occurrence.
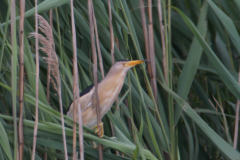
[94,122,104,138]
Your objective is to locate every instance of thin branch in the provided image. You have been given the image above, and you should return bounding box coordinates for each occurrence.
[70,0,84,159]
[31,0,39,159]
[19,0,25,159]
[88,1,103,159]
[58,81,68,160]
[157,0,167,83]
[233,64,240,149]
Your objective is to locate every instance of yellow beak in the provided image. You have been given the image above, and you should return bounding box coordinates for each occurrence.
[124,60,146,67]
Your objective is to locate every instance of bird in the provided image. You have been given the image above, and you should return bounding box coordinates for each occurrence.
[66,59,145,137]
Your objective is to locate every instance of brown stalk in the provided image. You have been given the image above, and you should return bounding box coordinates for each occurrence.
[19,0,25,159]
[139,0,158,105]
[70,0,84,159]
[49,10,53,28]
[107,1,119,155]
[147,0,158,104]
[88,1,103,159]
[139,0,151,79]
[31,0,39,159]
[92,3,104,78]
[148,24,157,105]
[157,0,167,83]
[233,64,240,149]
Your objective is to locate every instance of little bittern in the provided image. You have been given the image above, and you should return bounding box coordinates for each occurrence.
[67,60,145,137]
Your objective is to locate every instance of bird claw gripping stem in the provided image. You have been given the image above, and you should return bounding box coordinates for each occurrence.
[94,122,104,138]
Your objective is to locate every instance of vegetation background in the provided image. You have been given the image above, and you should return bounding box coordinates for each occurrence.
[0,0,240,159]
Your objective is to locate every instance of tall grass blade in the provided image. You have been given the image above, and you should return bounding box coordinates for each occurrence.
[174,1,208,124]
[0,121,13,160]
[10,0,18,159]
[31,0,39,159]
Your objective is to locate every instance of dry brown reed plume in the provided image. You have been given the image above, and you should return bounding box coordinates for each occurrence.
[29,15,59,91]
[29,14,68,160]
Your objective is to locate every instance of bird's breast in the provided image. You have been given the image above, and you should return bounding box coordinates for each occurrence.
[98,77,124,116]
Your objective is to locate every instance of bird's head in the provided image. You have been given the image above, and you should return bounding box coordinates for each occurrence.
[109,59,146,74]
[112,60,145,72]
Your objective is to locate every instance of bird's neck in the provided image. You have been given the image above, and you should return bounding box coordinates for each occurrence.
[97,71,126,116]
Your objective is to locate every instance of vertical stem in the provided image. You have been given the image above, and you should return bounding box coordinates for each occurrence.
[157,0,167,83]
[58,86,69,160]
[11,0,18,159]
[147,0,158,105]
[139,0,151,83]
[107,2,119,154]
[167,0,171,85]
[71,0,84,159]
[92,4,104,78]
[49,10,53,28]
[19,0,25,159]
[31,0,39,159]
[233,64,240,149]
[163,0,168,81]
[108,0,114,65]
[88,1,103,159]
[44,153,47,160]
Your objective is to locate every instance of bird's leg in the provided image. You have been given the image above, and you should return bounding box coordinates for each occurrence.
[93,122,104,138]
[92,142,97,148]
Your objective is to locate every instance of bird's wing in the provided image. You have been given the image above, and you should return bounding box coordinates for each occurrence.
[66,85,95,118]
[80,87,95,112]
